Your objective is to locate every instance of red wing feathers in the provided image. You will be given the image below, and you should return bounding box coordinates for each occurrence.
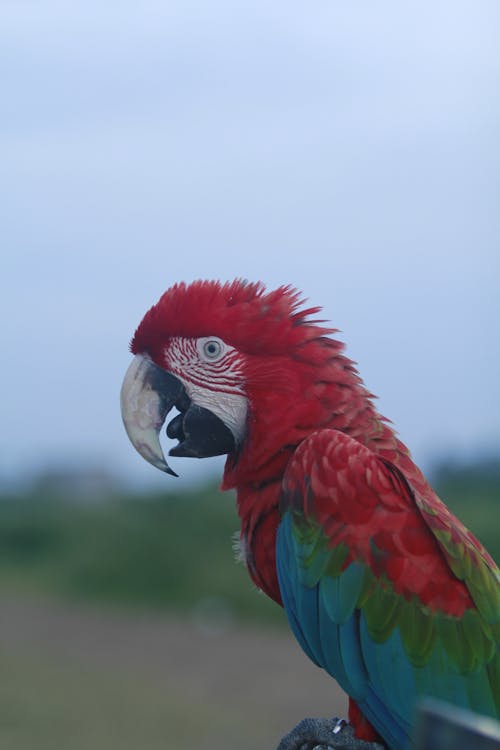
[282,429,488,618]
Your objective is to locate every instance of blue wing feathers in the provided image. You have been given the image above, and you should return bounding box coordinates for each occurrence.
[276,516,322,667]
[317,603,352,692]
[277,513,411,748]
[337,615,368,700]
[276,510,499,750]
[319,562,365,624]
[359,616,413,746]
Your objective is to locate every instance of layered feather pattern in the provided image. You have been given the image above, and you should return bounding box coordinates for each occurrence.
[277,429,500,750]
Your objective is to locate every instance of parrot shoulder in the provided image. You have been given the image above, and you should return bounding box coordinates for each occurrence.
[280,428,499,621]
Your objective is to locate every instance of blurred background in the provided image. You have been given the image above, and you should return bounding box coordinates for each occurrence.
[1,1,499,748]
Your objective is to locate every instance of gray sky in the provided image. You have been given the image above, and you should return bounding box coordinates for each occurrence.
[1,1,499,489]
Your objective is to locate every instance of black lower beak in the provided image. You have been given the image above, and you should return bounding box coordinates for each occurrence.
[168,403,235,459]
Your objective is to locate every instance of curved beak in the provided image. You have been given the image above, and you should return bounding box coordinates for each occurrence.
[120,354,185,476]
[120,354,236,477]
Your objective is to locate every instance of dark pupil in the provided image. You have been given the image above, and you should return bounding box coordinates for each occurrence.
[207,343,217,355]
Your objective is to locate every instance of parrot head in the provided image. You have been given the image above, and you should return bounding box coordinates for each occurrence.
[121,279,360,485]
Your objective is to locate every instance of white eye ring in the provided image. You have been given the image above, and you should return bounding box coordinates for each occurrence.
[201,338,223,360]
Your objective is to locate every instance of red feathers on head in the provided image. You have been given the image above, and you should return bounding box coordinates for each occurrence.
[131,279,335,356]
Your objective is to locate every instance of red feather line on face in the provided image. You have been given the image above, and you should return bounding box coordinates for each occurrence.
[164,336,246,397]
[130,279,336,360]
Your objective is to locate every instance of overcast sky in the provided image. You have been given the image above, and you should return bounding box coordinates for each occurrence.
[1,1,499,489]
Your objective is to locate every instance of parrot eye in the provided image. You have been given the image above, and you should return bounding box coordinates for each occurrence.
[200,338,224,361]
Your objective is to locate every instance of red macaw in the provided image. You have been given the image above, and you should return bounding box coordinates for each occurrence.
[120,279,500,750]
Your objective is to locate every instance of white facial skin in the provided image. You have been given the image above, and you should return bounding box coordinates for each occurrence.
[164,336,248,446]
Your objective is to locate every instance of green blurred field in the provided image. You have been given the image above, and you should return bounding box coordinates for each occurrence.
[0,483,282,625]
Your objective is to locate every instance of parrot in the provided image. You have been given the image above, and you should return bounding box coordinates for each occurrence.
[120,279,500,750]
